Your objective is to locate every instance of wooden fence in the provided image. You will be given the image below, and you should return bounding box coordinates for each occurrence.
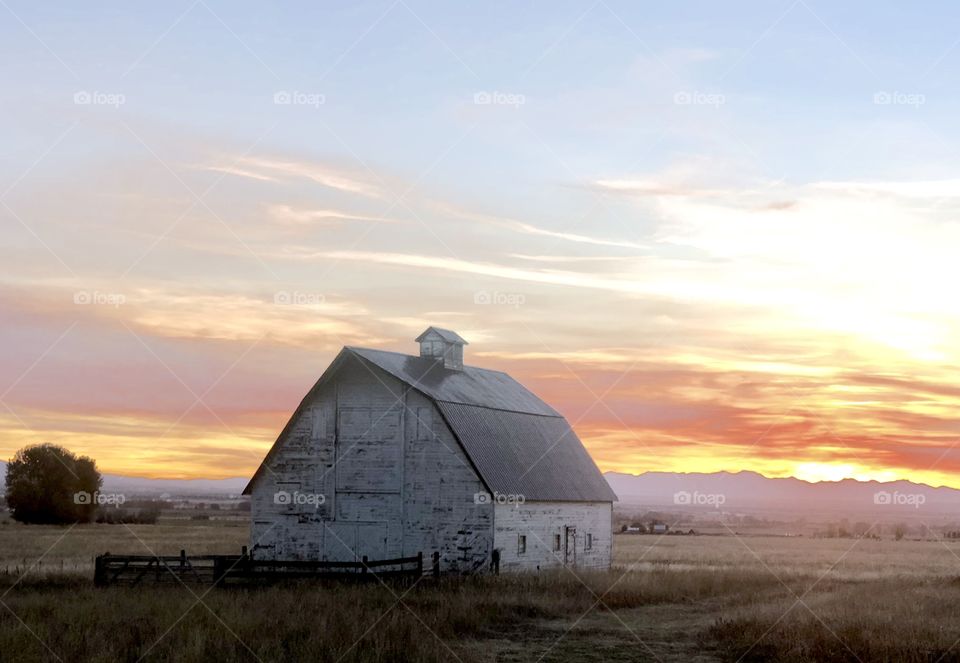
[95,550,431,587]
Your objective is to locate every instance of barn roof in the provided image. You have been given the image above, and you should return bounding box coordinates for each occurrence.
[244,346,617,502]
[435,402,617,502]
[350,348,616,503]
[348,347,557,415]
[414,326,468,345]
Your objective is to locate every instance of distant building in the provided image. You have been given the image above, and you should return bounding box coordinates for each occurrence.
[651,523,669,534]
[244,327,617,573]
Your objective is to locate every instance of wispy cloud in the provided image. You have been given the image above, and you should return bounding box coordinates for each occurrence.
[590,178,731,198]
[437,204,649,250]
[198,155,386,198]
[310,249,656,295]
[266,204,401,226]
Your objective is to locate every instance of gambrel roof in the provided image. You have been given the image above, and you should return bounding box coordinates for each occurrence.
[244,346,617,503]
[349,348,555,415]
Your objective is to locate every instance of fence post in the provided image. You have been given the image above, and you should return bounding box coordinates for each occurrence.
[432,551,439,579]
[241,546,248,559]
[180,549,186,576]
[362,555,368,578]
[94,555,106,587]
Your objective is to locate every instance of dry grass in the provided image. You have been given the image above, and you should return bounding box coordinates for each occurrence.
[616,534,960,662]
[0,569,765,662]
[4,522,960,661]
[614,533,960,580]
[706,579,960,662]
[0,516,248,576]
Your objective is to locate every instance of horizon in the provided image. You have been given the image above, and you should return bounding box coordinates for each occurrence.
[8,460,960,493]
[4,1,960,489]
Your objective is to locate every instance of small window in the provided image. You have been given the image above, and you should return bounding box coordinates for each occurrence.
[585,533,593,550]
[518,535,526,554]
[553,534,561,551]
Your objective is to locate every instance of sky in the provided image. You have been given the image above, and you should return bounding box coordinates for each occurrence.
[3,1,960,486]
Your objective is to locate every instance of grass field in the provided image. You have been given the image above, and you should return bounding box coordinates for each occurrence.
[3,518,960,662]
[0,515,248,576]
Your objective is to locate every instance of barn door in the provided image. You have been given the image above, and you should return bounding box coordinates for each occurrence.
[564,526,577,567]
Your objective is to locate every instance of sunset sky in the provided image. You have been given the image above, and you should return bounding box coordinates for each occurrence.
[3,2,960,486]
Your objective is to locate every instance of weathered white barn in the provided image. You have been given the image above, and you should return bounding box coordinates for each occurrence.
[243,327,617,573]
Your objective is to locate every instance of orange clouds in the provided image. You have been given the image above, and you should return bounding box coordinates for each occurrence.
[5,139,960,488]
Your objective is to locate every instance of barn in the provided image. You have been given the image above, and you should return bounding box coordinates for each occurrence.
[243,327,617,573]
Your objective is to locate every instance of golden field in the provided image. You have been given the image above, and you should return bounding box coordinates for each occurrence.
[3,517,960,661]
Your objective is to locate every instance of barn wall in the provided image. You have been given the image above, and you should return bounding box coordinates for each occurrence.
[249,355,493,572]
[493,501,612,572]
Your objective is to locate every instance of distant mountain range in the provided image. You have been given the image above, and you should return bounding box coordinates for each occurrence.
[0,461,247,497]
[99,473,248,497]
[3,460,960,510]
[605,470,960,516]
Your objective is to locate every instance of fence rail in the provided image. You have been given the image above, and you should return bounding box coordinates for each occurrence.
[94,550,430,587]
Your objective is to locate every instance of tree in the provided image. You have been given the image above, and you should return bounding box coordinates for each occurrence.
[5,444,102,524]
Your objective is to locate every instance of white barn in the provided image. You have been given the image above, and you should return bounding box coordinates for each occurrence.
[244,327,617,573]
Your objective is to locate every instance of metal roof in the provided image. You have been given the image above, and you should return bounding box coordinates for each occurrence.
[352,348,616,502]
[414,326,468,345]
[436,402,618,502]
[348,348,557,415]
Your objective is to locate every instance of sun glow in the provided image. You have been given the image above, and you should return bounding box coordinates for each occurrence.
[791,462,900,484]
